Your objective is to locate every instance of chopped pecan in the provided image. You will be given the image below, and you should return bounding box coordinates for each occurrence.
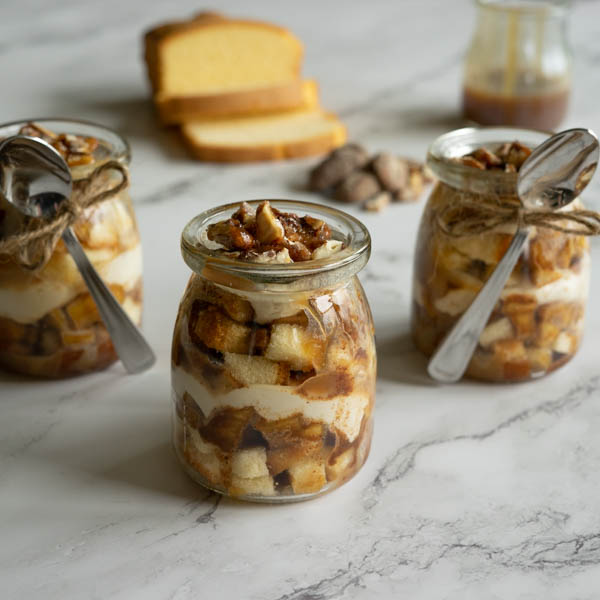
[17,122,99,167]
[459,141,533,173]
[256,201,284,244]
[203,201,338,263]
[207,219,255,250]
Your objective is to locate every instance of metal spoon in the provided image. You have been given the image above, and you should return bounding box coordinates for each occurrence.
[428,128,599,383]
[0,135,156,374]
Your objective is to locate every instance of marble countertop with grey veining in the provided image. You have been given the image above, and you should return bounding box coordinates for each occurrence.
[3,1,600,598]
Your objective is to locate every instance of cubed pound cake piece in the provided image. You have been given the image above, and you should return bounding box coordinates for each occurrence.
[288,459,327,494]
[265,323,326,371]
[231,448,270,479]
[229,475,275,497]
[180,108,347,162]
[223,353,288,386]
[145,12,309,121]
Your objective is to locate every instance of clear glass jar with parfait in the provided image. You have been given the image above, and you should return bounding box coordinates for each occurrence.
[463,0,571,130]
[171,199,376,502]
[411,127,590,382]
[0,119,143,378]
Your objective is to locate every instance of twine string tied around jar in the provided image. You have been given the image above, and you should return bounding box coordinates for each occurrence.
[0,160,129,271]
[436,193,600,238]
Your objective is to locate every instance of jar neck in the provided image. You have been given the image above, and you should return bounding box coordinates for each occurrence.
[427,126,550,196]
[181,200,371,293]
[0,118,130,182]
[476,0,570,19]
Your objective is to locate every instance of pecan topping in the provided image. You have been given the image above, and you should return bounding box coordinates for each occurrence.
[17,122,99,167]
[456,141,532,173]
[205,201,339,263]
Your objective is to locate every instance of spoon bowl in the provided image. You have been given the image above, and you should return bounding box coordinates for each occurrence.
[0,135,72,219]
[518,128,599,210]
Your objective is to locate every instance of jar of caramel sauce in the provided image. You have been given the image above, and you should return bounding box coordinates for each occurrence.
[463,1,571,131]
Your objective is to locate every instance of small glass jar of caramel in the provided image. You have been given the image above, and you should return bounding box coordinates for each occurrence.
[463,0,571,130]
[412,127,590,382]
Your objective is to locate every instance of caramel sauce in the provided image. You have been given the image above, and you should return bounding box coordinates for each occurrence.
[297,370,353,399]
[463,85,569,131]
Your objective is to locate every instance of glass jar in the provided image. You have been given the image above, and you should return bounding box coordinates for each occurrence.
[411,127,590,382]
[171,200,376,502]
[0,119,143,378]
[463,0,571,130]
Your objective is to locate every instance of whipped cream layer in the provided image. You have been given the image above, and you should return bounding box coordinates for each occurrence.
[244,291,313,324]
[502,255,590,305]
[0,243,142,323]
[172,366,368,442]
[426,255,590,317]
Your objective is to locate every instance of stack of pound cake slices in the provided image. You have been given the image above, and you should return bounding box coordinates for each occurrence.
[144,11,347,162]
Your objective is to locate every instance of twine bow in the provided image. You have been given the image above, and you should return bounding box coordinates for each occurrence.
[0,160,129,271]
[436,194,600,238]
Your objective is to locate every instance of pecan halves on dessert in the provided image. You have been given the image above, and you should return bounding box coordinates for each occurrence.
[455,155,486,170]
[231,201,256,226]
[274,209,332,251]
[458,141,533,173]
[470,147,503,169]
[496,141,531,170]
[17,123,99,167]
[205,201,337,261]
[18,122,57,143]
[256,201,285,244]
[207,218,255,250]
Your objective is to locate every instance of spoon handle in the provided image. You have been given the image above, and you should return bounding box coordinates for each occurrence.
[62,227,156,374]
[427,228,530,383]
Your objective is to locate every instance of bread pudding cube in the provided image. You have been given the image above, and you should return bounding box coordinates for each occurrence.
[326,447,356,482]
[193,306,253,354]
[265,323,326,371]
[185,428,222,483]
[231,448,270,479]
[223,353,288,385]
[230,475,275,497]
[479,318,514,349]
[288,459,327,494]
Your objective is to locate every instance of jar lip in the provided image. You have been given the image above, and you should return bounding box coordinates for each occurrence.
[181,199,371,285]
[475,0,570,16]
[427,126,551,194]
[0,117,131,166]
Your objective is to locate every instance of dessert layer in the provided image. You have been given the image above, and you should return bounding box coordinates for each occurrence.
[503,259,590,304]
[172,366,369,442]
[0,243,142,324]
[420,256,590,318]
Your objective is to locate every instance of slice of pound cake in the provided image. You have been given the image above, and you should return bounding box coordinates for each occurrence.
[156,79,319,124]
[180,108,347,162]
[145,12,307,122]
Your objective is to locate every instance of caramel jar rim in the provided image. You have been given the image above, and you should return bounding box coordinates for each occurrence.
[180,199,371,291]
[426,126,552,196]
[475,0,570,17]
[0,117,131,179]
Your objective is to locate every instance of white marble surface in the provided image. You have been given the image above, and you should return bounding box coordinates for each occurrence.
[3,0,600,598]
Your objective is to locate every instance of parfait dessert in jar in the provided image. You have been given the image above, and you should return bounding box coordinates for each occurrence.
[171,200,376,501]
[412,127,590,382]
[0,119,143,378]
